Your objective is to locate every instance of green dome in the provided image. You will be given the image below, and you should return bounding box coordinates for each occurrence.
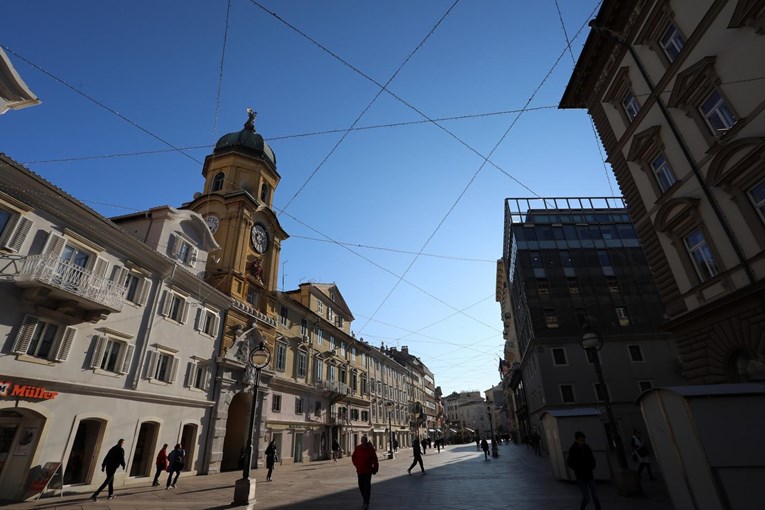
[214,114,276,168]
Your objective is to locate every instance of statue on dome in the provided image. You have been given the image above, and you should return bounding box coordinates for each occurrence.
[245,108,257,131]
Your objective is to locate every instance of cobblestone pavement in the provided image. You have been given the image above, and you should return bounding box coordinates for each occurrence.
[2,443,675,510]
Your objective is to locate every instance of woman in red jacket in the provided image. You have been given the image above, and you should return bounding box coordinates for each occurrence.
[152,444,168,487]
[351,436,379,510]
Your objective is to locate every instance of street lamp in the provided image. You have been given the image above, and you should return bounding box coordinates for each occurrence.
[485,399,499,458]
[579,331,641,496]
[385,400,394,459]
[233,341,271,506]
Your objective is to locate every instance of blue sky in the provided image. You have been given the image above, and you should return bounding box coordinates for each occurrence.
[1,0,611,395]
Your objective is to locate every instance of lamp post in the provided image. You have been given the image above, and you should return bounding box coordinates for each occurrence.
[233,341,271,506]
[485,399,499,458]
[385,400,394,459]
[580,331,641,496]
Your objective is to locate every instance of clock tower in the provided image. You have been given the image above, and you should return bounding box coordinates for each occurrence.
[185,110,288,355]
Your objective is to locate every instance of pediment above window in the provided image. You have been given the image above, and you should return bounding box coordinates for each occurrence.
[603,67,632,105]
[654,197,700,232]
[626,125,663,163]
[707,137,765,188]
[728,0,765,34]
[635,0,674,47]
[667,57,719,111]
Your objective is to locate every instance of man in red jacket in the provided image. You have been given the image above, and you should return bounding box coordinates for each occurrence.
[352,436,379,510]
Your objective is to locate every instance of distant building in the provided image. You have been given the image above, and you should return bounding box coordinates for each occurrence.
[500,197,684,453]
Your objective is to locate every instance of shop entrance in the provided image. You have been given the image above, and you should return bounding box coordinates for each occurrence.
[64,419,105,485]
[0,419,20,480]
[0,408,45,501]
[221,392,248,471]
[180,424,197,472]
[129,422,158,477]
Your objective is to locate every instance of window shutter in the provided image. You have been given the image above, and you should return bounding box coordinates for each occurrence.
[146,351,158,379]
[169,357,179,383]
[1,216,33,252]
[90,336,107,369]
[93,256,109,279]
[180,299,190,324]
[119,343,135,374]
[42,231,66,257]
[203,366,212,390]
[190,247,198,265]
[110,265,128,284]
[211,314,219,336]
[159,290,171,316]
[54,326,76,361]
[194,308,203,331]
[138,277,151,305]
[185,361,195,387]
[11,315,39,354]
[169,234,180,257]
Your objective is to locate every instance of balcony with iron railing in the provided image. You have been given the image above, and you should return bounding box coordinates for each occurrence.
[14,254,124,313]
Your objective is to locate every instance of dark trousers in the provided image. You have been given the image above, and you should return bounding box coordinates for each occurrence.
[166,468,181,487]
[267,466,274,479]
[638,461,654,480]
[357,473,372,504]
[92,469,117,497]
[408,456,424,472]
[152,465,164,484]
[576,478,601,510]
[483,449,489,459]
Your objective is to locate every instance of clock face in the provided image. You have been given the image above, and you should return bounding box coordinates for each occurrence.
[205,215,220,234]
[251,223,269,254]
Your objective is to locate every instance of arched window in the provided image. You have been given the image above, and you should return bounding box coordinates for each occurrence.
[260,183,270,203]
[211,172,225,192]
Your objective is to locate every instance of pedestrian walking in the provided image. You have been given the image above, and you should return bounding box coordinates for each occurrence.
[481,438,490,460]
[566,431,601,510]
[90,439,126,501]
[165,443,185,489]
[532,430,542,456]
[631,430,655,481]
[152,443,168,486]
[407,437,426,475]
[265,439,278,481]
[475,437,481,451]
[436,438,441,453]
[332,439,341,462]
[393,437,399,452]
[352,435,379,510]
[421,437,427,455]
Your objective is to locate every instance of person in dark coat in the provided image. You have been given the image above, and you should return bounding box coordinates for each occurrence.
[152,443,168,486]
[90,439,126,501]
[166,443,185,489]
[481,437,490,460]
[566,432,601,510]
[352,435,379,510]
[407,436,426,475]
[265,439,278,481]
[420,437,427,455]
[332,439,341,462]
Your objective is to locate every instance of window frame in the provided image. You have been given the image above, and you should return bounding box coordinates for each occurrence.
[616,306,631,327]
[683,227,719,282]
[622,90,641,121]
[559,384,576,404]
[272,394,282,412]
[650,152,678,193]
[296,350,307,378]
[628,344,645,363]
[659,21,685,63]
[543,309,559,329]
[279,305,288,326]
[699,89,737,136]
[11,314,77,363]
[275,342,287,372]
[295,397,304,414]
[551,347,568,366]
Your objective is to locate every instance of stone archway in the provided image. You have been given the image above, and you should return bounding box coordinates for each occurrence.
[221,392,250,472]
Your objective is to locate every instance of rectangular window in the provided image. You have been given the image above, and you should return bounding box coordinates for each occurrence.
[361,375,368,394]
[295,397,304,414]
[161,291,188,324]
[638,381,653,392]
[155,353,174,382]
[536,279,549,296]
[544,309,559,328]
[279,306,288,326]
[317,329,324,345]
[317,300,323,313]
[300,318,307,336]
[192,362,207,390]
[351,346,356,361]
[314,401,322,416]
[552,347,567,366]
[606,277,620,294]
[586,349,599,364]
[560,385,575,404]
[297,351,307,377]
[598,250,614,276]
[177,241,190,263]
[594,383,609,402]
[628,344,645,362]
[339,366,347,384]
[124,273,141,302]
[275,343,287,372]
[361,410,369,421]
[748,180,765,224]
[660,22,684,62]
[328,364,336,382]
[622,90,641,120]
[616,306,631,326]
[272,394,282,412]
[202,310,218,336]
[700,90,736,134]
[246,286,257,306]
[568,278,579,295]
[350,372,357,391]
[25,319,60,359]
[100,339,122,372]
[559,251,574,276]
[650,153,678,192]
[314,358,324,382]
[684,228,718,281]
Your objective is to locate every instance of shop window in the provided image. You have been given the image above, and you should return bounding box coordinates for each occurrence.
[11,315,76,362]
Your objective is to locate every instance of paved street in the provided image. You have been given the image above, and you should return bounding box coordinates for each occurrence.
[4,443,674,510]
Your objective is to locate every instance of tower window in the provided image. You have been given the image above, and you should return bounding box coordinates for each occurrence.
[260,183,270,203]
[211,172,225,192]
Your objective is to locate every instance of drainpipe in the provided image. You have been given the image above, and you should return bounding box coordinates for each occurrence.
[589,22,754,285]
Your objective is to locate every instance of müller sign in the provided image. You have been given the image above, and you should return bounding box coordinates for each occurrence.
[0,380,59,400]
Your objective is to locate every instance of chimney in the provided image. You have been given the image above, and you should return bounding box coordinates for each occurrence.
[402,346,409,355]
